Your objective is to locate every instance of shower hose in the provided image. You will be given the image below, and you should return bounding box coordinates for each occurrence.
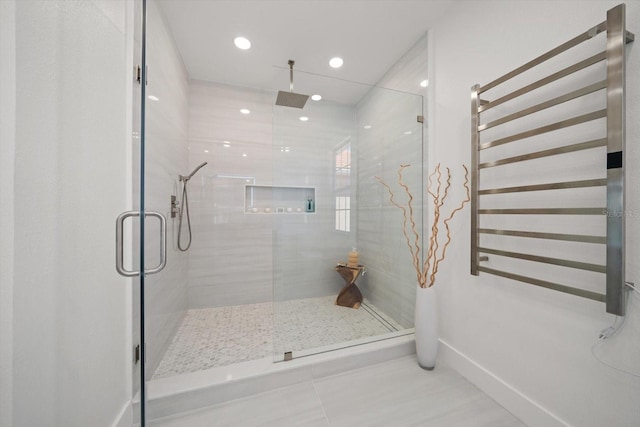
[177,180,192,252]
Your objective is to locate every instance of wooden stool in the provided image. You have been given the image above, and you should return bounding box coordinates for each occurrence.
[335,263,365,309]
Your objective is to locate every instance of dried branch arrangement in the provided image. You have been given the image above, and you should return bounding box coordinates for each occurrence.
[375,163,470,288]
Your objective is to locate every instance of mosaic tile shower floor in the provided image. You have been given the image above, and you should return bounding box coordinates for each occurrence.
[152,296,403,379]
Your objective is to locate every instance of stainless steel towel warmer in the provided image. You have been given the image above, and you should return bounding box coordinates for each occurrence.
[471,4,634,315]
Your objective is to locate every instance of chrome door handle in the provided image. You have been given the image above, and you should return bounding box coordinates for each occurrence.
[116,211,139,277]
[116,211,167,277]
[144,211,167,275]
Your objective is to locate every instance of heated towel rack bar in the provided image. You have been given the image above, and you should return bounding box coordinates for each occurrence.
[471,3,634,315]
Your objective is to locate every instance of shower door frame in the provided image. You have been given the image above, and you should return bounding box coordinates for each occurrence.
[130,0,151,424]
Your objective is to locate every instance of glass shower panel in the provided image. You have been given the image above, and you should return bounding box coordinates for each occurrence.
[272,69,423,361]
[138,0,192,423]
[357,86,425,331]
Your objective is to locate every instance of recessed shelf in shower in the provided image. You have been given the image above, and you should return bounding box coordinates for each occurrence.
[245,185,316,214]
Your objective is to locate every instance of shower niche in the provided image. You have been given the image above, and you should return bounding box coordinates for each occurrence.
[245,185,315,213]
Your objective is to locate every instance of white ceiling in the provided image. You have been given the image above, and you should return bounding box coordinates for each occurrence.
[156,0,455,103]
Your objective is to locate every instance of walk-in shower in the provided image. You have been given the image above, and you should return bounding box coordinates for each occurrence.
[138,1,429,421]
[145,66,424,381]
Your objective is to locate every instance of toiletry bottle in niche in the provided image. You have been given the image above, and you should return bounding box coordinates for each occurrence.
[348,247,359,267]
[306,197,314,212]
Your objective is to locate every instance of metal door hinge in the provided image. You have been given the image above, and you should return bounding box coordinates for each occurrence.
[417,115,424,123]
[134,344,140,364]
[135,65,148,85]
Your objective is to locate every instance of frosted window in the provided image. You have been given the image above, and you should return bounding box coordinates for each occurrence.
[335,142,351,232]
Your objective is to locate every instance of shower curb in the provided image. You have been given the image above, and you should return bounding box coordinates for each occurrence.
[141,334,415,421]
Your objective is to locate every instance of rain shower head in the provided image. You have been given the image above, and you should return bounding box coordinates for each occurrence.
[275,60,309,109]
[275,91,309,109]
[180,161,207,182]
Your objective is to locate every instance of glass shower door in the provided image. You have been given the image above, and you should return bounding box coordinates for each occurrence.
[130,0,194,424]
[271,68,424,362]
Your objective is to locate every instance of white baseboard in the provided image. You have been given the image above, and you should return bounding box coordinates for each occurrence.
[438,339,569,427]
[111,400,132,427]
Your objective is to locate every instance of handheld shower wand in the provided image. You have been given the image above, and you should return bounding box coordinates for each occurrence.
[180,162,207,182]
[178,161,208,251]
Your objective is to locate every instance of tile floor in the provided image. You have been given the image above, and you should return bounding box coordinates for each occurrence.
[153,296,403,379]
[148,355,526,427]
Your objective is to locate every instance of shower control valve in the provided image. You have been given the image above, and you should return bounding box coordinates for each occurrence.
[170,195,180,218]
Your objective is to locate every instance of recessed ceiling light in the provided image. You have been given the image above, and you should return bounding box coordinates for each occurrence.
[329,57,344,68]
[242,153,247,157]
[234,36,251,50]
[311,94,322,101]
[223,141,231,147]
[420,79,429,88]
[404,131,413,135]
[240,108,250,114]
[363,125,372,129]
[204,149,209,153]
[299,116,309,121]
[148,95,159,101]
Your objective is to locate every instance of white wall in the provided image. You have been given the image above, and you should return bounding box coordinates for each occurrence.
[2,1,132,426]
[429,1,640,426]
[0,1,16,425]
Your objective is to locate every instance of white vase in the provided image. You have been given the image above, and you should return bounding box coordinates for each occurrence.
[414,284,438,370]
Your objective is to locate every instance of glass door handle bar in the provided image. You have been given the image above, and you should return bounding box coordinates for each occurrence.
[116,211,167,277]
[144,211,167,275]
[116,211,139,277]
